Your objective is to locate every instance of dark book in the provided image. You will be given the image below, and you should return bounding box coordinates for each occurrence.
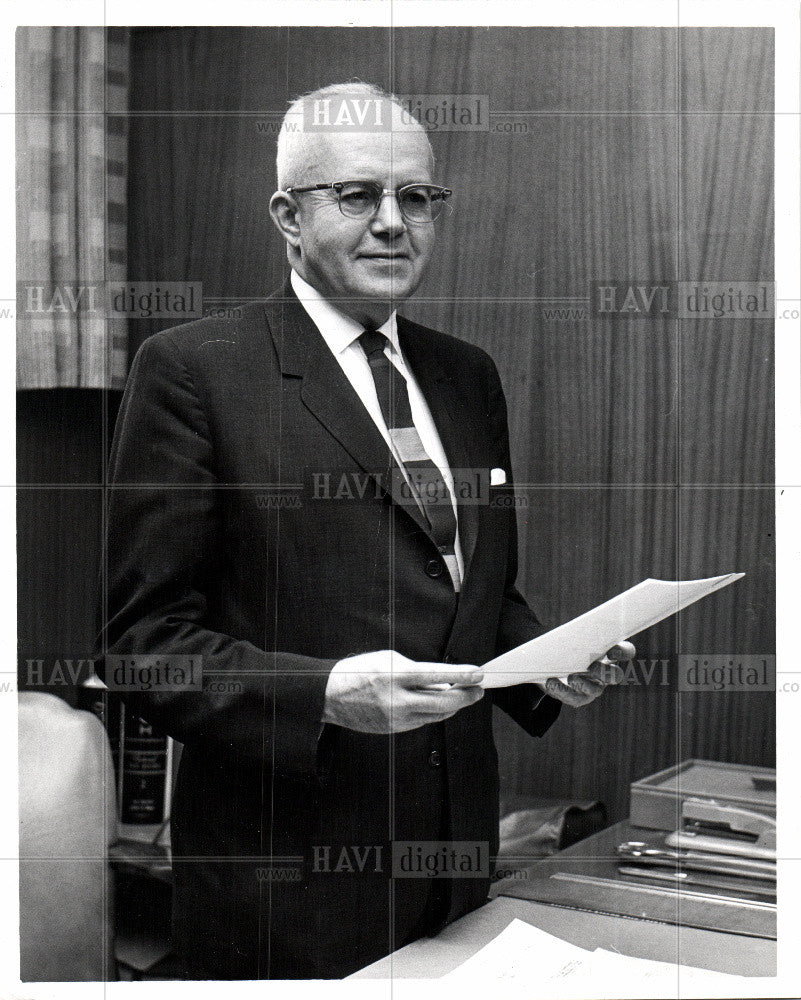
[77,676,176,843]
[119,706,170,825]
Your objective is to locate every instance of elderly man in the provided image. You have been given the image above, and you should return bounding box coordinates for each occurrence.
[101,82,630,980]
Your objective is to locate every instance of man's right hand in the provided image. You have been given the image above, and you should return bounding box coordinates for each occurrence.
[322,651,485,733]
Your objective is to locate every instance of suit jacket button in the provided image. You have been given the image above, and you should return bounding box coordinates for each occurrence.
[425,558,443,578]
[428,750,442,767]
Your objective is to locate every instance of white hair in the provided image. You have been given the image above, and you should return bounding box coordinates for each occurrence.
[275,81,434,189]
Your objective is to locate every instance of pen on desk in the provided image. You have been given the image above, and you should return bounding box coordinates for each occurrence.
[666,829,776,861]
[617,842,776,881]
[617,865,776,900]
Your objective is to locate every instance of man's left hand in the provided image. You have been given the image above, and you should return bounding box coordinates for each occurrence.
[542,641,635,708]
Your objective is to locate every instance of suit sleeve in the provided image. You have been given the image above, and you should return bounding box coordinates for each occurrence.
[484,354,561,738]
[97,332,336,780]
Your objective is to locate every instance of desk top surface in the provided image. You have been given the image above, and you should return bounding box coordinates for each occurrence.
[351,895,776,979]
[352,820,777,980]
[495,819,776,940]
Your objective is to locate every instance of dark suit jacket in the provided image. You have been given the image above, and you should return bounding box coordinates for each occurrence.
[100,281,560,979]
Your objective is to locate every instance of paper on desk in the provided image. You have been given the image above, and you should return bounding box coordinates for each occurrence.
[442,918,594,987]
[481,573,744,689]
[444,919,762,998]
[589,948,763,1000]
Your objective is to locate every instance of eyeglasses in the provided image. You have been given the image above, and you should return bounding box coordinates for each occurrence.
[284,180,452,224]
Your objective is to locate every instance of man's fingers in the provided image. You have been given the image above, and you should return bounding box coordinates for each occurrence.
[543,650,632,708]
[586,659,625,685]
[565,673,606,696]
[415,685,485,712]
[606,641,635,661]
[543,677,594,707]
[405,666,484,689]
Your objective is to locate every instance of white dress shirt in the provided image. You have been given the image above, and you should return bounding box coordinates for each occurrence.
[290,269,464,578]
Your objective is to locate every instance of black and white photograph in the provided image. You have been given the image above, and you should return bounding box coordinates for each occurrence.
[6,3,800,997]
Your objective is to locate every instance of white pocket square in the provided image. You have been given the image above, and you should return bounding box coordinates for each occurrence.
[490,467,507,486]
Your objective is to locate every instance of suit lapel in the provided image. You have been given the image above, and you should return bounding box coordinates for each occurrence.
[397,317,483,582]
[264,283,433,539]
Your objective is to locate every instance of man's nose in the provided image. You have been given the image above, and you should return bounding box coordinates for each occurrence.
[370,191,407,236]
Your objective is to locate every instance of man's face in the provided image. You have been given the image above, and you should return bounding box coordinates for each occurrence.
[290,125,437,320]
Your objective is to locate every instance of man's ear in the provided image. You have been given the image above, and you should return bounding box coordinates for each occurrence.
[269,191,301,248]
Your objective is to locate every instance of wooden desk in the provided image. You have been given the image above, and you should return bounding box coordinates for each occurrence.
[351,821,777,979]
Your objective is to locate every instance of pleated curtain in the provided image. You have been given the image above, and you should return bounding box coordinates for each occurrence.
[16,27,129,389]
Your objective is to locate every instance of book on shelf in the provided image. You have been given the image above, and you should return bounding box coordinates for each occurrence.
[77,676,176,846]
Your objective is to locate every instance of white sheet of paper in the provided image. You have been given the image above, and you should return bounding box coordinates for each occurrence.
[481,573,744,689]
[589,947,764,1000]
[442,918,593,984]
[443,919,763,998]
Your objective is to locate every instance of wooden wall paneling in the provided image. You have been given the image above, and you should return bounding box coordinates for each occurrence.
[388,27,678,115]
[676,485,775,770]
[679,111,774,485]
[680,28,774,113]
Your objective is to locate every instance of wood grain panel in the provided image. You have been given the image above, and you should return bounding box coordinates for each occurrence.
[679,108,774,485]
[126,27,774,822]
[680,28,774,112]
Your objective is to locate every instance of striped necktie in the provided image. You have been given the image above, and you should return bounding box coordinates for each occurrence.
[359,328,461,591]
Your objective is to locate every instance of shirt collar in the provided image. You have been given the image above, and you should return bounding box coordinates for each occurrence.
[290,269,399,355]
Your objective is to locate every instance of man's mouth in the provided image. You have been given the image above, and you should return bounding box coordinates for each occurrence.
[359,253,409,260]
